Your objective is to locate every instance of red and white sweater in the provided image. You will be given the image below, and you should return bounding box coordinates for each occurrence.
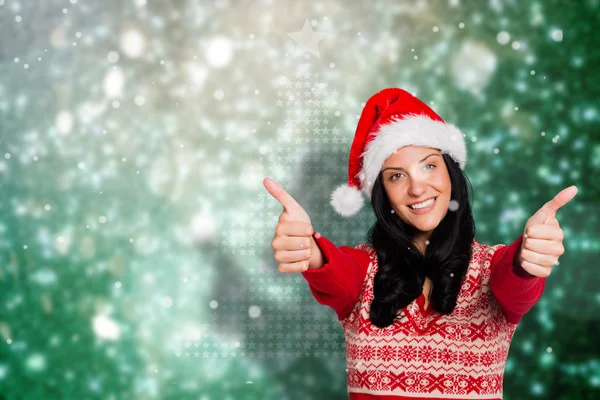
[301,233,546,400]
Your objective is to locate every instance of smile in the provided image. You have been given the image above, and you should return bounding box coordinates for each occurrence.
[408,197,437,213]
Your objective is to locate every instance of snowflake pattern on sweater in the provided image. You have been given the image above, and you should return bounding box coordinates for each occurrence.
[302,233,546,400]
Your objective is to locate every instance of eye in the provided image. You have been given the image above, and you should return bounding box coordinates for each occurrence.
[425,164,436,170]
[390,173,404,181]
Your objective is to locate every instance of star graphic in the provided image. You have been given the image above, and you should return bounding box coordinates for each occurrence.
[287,19,326,58]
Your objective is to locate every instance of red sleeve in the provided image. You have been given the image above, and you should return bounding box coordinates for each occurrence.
[300,232,372,321]
[489,233,547,324]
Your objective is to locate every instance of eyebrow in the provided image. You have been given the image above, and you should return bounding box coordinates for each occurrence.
[381,153,440,173]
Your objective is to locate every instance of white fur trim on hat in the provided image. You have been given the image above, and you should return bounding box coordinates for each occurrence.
[359,114,467,199]
[330,183,364,217]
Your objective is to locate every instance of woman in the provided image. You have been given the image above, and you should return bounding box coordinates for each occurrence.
[264,88,575,400]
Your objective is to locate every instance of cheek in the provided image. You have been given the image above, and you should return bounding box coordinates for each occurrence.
[385,187,404,204]
[386,189,399,202]
[433,174,451,190]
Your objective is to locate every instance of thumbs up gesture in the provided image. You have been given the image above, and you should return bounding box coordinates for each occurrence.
[515,185,578,278]
[263,177,324,273]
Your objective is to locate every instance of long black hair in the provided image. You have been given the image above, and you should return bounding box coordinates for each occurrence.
[368,153,476,328]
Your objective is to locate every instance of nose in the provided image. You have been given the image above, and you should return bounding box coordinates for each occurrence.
[407,177,428,197]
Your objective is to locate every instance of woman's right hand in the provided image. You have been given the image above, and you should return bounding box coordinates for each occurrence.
[263,177,323,273]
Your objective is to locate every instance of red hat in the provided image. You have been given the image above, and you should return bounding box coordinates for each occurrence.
[330,88,467,217]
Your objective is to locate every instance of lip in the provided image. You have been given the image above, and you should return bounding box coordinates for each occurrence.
[408,197,437,214]
[407,196,437,206]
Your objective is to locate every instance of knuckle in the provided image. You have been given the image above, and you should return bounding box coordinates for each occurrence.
[275,224,284,235]
[305,224,314,235]
[543,268,552,277]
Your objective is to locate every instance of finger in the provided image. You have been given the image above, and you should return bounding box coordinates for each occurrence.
[521,237,565,257]
[272,236,312,251]
[264,177,306,217]
[278,260,309,273]
[524,224,564,242]
[521,247,560,268]
[539,185,578,223]
[521,260,552,278]
[274,249,311,264]
[275,221,314,237]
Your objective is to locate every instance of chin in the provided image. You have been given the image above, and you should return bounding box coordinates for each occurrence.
[402,211,443,229]
[399,216,436,231]
[412,223,439,233]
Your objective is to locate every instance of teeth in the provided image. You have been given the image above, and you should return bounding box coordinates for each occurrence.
[410,197,436,209]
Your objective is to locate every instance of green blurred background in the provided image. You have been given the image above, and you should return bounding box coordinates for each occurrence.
[1,0,599,399]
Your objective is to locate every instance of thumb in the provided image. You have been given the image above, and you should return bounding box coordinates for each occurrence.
[529,185,578,225]
[263,177,311,223]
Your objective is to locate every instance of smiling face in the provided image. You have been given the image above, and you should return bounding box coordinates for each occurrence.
[381,145,452,248]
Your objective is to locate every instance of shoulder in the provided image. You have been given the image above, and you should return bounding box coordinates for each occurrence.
[472,238,505,256]
[353,243,376,258]
[345,244,376,269]
[470,238,509,277]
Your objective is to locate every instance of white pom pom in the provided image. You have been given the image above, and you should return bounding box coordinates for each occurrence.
[330,184,364,217]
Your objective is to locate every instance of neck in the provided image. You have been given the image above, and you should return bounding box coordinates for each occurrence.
[412,232,431,256]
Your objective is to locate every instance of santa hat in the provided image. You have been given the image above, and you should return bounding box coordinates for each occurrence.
[330,88,467,217]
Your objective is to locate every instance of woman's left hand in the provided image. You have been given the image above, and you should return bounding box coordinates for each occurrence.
[515,186,578,278]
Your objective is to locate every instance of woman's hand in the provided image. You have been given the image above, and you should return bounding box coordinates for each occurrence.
[515,185,578,278]
[264,177,324,273]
